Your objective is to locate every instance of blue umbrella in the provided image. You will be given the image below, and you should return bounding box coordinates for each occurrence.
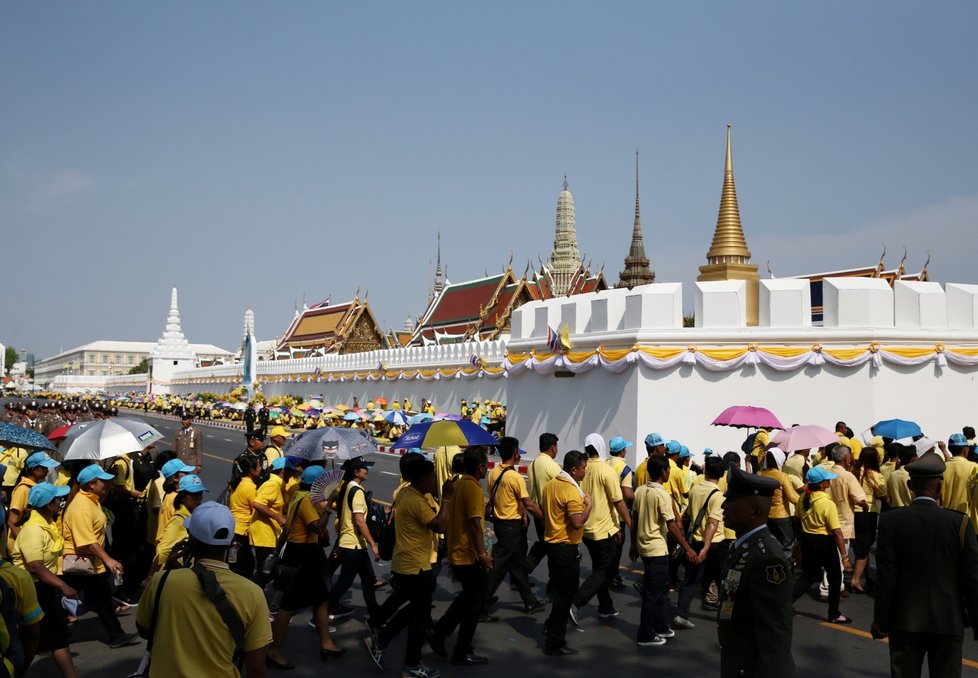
[873,419,922,440]
[391,419,498,450]
[343,411,361,422]
[385,410,410,426]
[407,412,433,425]
[283,427,378,461]
[0,422,57,452]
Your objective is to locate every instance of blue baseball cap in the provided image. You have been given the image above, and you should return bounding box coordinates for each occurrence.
[665,440,682,455]
[301,466,327,485]
[78,464,114,486]
[609,436,632,453]
[644,432,665,447]
[806,466,838,484]
[27,482,70,508]
[270,456,293,471]
[679,445,692,459]
[703,448,714,456]
[949,433,969,448]
[178,474,207,493]
[25,452,59,469]
[161,459,196,479]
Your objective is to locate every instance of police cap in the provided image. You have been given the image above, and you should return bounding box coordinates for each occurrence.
[905,452,946,479]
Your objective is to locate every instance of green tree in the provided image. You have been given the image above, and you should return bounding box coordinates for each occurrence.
[128,358,150,375]
[683,314,695,328]
[4,346,17,374]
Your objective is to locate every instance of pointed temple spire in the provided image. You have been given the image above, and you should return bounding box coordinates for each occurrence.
[434,232,445,295]
[151,287,194,359]
[697,124,760,325]
[548,176,582,295]
[705,124,752,265]
[617,149,655,289]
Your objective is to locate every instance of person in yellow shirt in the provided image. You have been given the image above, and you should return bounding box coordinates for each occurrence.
[525,433,561,574]
[7,452,59,547]
[674,456,727,629]
[483,437,545,617]
[541,450,592,656]
[433,446,461,499]
[154,458,195,546]
[265,426,290,466]
[249,456,292,582]
[12,482,77,678]
[61,464,140,647]
[851,447,887,594]
[634,432,666,488]
[630,455,695,646]
[748,428,771,472]
[791,466,852,624]
[227,456,262,578]
[759,449,800,557]
[573,434,630,620]
[429,447,491,665]
[607,436,635,591]
[886,445,916,509]
[152,475,207,571]
[266,466,343,669]
[941,434,976,513]
[365,455,453,678]
[0,446,29,503]
[327,457,381,627]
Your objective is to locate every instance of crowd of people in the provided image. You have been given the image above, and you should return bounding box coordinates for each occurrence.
[1,395,978,677]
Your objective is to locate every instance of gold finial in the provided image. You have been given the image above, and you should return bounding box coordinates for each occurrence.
[705,123,752,264]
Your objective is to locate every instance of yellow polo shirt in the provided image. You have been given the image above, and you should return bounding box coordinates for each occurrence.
[12,510,64,577]
[156,491,177,544]
[249,474,284,549]
[229,477,258,537]
[9,478,38,519]
[666,458,688,506]
[337,482,368,550]
[136,559,272,678]
[62,491,108,574]
[634,457,650,488]
[543,476,585,545]
[886,468,913,509]
[608,457,634,490]
[392,485,437,575]
[486,465,528,521]
[942,457,978,513]
[527,454,561,506]
[446,475,484,565]
[687,479,725,544]
[632,483,673,557]
[112,455,135,492]
[155,505,191,566]
[797,491,840,536]
[581,458,623,541]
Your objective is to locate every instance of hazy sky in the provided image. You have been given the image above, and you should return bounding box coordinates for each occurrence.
[2,2,977,359]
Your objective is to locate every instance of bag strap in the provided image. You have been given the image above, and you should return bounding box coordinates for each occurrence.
[686,489,720,542]
[619,464,632,482]
[146,569,172,653]
[192,563,246,668]
[486,466,514,518]
[273,493,304,556]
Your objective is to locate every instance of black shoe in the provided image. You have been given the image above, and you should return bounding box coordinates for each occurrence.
[523,598,547,614]
[266,656,296,670]
[320,648,347,660]
[108,632,141,649]
[450,653,489,666]
[544,646,578,656]
[488,595,499,605]
[426,629,448,658]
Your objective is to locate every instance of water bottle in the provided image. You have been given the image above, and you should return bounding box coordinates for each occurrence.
[113,572,123,587]
[261,553,276,576]
[483,528,495,557]
[227,541,239,564]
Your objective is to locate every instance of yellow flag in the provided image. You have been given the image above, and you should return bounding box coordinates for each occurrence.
[559,323,573,352]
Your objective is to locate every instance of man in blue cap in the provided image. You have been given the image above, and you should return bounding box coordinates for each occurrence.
[873,452,978,678]
[717,463,795,678]
[941,433,976,513]
[607,436,635,591]
[634,433,666,487]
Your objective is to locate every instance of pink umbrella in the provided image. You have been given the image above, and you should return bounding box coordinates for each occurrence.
[711,405,784,430]
[771,424,838,452]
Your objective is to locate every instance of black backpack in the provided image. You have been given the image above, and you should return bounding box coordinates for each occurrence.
[347,486,388,545]
[741,432,758,455]
[0,563,26,678]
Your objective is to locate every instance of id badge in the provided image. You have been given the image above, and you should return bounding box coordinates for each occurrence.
[719,601,735,620]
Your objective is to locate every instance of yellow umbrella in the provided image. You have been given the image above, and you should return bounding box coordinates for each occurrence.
[334,404,350,411]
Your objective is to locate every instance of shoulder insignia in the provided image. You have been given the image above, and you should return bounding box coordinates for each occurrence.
[765,563,787,585]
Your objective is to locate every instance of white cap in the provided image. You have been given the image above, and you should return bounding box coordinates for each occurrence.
[183,501,235,546]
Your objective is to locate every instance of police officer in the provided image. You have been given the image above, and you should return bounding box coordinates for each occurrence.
[232,430,269,488]
[173,409,204,474]
[717,464,795,678]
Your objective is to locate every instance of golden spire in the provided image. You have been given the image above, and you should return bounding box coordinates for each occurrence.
[705,124,752,264]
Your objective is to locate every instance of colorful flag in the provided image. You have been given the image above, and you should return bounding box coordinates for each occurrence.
[547,326,560,352]
[470,355,487,369]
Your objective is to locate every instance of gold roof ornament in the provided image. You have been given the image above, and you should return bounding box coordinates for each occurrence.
[705,124,752,264]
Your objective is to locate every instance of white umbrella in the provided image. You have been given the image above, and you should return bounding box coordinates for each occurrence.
[61,418,165,461]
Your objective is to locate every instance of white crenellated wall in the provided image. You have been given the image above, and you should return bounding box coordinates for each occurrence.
[152,279,978,466]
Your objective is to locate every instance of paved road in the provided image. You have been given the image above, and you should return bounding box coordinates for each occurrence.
[17,411,978,676]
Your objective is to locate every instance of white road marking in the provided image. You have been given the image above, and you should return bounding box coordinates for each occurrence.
[380,471,399,476]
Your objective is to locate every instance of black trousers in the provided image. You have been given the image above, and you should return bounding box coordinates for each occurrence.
[434,563,487,659]
[676,540,728,618]
[228,533,256,579]
[525,515,547,573]
[638,555,670,642]
[889,630,962,678]
[378,569,437,667]
[543,543,580,651]
[574,535,617,611]
[62,571,124,641]
[328,547,380,623]
[485,519,535,606]
[793,533,842,618]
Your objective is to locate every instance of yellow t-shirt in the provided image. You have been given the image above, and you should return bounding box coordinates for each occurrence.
[0,560,43,675]
[632,483,674,557]
[9,478,37,519]
[12,511,64,578]
[687,479,725,544]
[751,430,770,459]
[264,445,282,466]
[527,454,561,507]
[858,470,888,514]
[446,475,484,565]
[286,492,322,544]
[155,505,191,566]
[760,469,800,519]
[283,476,299,507]
[582,458,623,541]
[607,457,634,490]
[543,476,585,545]
[229,477,258,537]
[942,457,978,513]
[486,465,528,521]
[797,491,841,536]
[156,491,177,544]
[62,491,108,574]
[666,458,688,508]
[337,482,368,550]
[635,457,650,489]
[249,475,284,549]
[887,468,913,509]
[392,485,436,575]
[112,455,135,492]
[136,560,272,678]
[0,448,28,486]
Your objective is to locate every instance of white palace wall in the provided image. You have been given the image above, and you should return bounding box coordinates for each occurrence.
[168,279,978,467]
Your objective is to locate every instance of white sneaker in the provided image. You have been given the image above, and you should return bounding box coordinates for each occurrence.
[658,629,675,638]
[402,662,441,678]
[637,636,667,647]
[569,606,580,626]
[672,615,695,630]
[364,636,385,670]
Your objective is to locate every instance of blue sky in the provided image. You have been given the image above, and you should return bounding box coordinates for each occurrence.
[2,2,977,359]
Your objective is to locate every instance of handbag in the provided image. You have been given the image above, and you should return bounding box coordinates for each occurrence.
[62,554,96,576]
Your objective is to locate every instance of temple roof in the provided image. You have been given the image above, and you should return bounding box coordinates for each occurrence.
[276,297,387,356]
